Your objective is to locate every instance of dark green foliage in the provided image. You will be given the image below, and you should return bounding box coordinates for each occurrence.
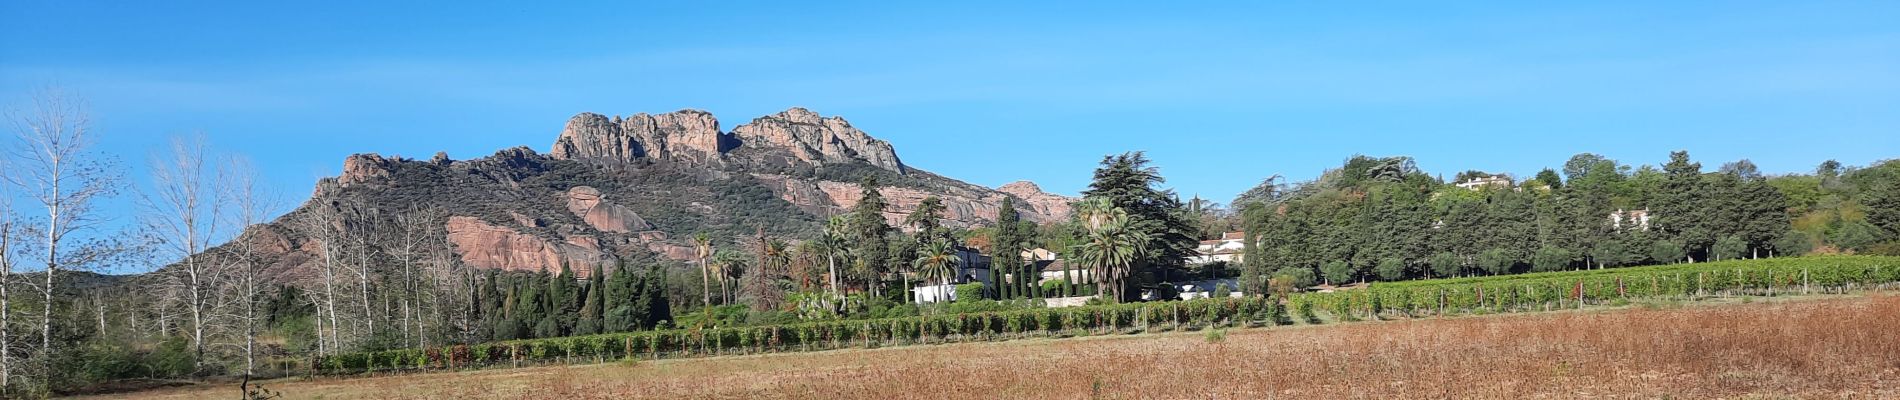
[1532,246,1572,273]
[1773,230,1813,256]
[1374,257,1406,281]
[1650,240,1686,264]
[1429,252,1461,278]
[1478,249,1514,275]
[1321,260,1354,284]
[1080,152,1201,297]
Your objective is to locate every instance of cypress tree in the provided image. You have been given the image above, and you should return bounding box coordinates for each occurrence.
[642,264,672,328]
[575,263,606,335]
[994,197,1025,299]
[850,175,893,299]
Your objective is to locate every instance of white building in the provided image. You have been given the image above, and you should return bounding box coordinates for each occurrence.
[1456,175,1513,190]
[910,245,992,304]
[1609,209,1653,231]
[1187,231,1246,264]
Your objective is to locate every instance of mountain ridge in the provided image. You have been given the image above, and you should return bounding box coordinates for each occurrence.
[241,107,1072,281]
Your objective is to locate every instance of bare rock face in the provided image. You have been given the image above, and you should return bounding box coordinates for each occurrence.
[445,216,602,275]
[553,107,904,174]
[563,186,652,233]
[550,110,727,164]
[731,107,905,174]
[996,181,1075,222]
[338,153,396,187]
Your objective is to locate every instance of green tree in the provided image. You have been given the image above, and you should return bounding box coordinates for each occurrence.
[991,197,1032,299]
[1072,198,1149,301]
[1650,239,1687,265]
[849,176,894,299]
[1080,152,1198,292]
[1712,236,1747,261]
[1321,260,1354,284]
[1477,248,1513,275]
[1532,246,1572,272]
[574,263,605,335]
[1772,230,1812,257]
[912,240,962,302]
[1428,252,1462,278]
[1534,168,1564,190]
[1654,151,1712,261]
[1374,257,1406,281]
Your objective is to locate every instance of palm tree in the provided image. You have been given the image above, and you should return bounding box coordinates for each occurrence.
[913,240,962,303]
[820,215,851,299]
[712,250,746,305]
[692,233,714,307]
[1072,199,1147,301]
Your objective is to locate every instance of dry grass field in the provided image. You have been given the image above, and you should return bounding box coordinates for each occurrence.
[89,294,1900,399]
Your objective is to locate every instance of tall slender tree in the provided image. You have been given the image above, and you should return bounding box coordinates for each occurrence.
[6,89,125,381]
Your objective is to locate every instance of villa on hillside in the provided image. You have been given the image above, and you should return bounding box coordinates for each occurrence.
[1456,175,1513,190]
[1188,231,1247,264]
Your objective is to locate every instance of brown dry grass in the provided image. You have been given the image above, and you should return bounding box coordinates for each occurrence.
[87,295,1900,399]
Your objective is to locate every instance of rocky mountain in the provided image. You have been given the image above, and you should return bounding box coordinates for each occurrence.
[240,107,1073,279]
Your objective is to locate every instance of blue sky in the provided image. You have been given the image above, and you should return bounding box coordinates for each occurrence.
[4,1,1897,217]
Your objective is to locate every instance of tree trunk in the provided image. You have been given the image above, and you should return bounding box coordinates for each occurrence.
[699,257,710,307]
[826,255,840,300]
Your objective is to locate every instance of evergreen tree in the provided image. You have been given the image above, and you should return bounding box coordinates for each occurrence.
[993,197,1027,299]
[1081,152,1199,293]
[849,175,893,298]
[1654,151,1711,261]
[604,260,638,332]
[642,264,672,327]
[574,263,605,335]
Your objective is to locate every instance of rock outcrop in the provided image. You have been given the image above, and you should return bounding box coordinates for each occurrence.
[564,186,652,233]
[996,181,1075,221]
[731,107,905,173]
[550,107,904,174]
[338,153,397,187]
[550,110,728,164]
[445,216,602,275]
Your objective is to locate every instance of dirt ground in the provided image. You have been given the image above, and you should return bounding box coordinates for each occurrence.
[81,294,1900,399]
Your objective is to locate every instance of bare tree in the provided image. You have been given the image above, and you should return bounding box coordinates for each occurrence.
[220,156,276,377]
[0,165,17,395]
[5,89,123,380]
[386,206,444,349]
[139,135,228,370]
[296,203,346,355]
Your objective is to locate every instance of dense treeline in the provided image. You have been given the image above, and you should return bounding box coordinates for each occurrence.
[1234,152,1900,295]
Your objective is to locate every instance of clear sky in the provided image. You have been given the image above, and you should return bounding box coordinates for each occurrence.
[4,1,1897,216]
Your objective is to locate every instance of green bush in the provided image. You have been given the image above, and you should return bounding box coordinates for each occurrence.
[955,282,985,303]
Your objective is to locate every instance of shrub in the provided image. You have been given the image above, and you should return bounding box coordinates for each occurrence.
[955,283,985,303]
